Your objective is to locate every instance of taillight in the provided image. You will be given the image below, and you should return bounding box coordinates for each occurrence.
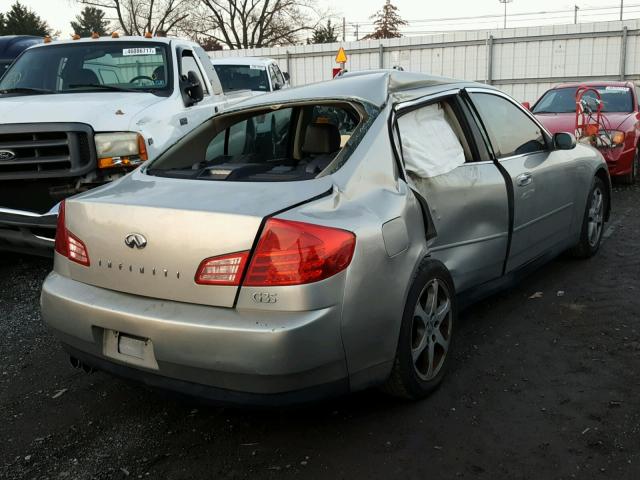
[243,218,355,286]
[195,251,249,285]
[54,200,67,256]
[54,200,90,266]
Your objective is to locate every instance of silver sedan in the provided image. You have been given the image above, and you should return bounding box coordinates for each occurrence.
[41,71,610,405]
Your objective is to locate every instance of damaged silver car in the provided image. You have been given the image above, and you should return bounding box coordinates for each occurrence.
[41,71,611,405]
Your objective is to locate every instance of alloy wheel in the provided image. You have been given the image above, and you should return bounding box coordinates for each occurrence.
[411,278,453,381]
[587,186,604,247]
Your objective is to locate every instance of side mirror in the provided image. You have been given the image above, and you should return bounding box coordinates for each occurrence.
[180,70,204,106]
[273,83,281,91]
[283,71,290,82]
[522,101,531,110]
[553,132,577,150]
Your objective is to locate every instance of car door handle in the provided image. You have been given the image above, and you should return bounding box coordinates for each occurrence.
[516,172,533,187]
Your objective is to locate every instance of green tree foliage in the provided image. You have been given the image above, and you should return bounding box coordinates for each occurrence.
[2,1,50,36]
[307,19,339,45]
[71,7,110,36]
[0,13,5,34]
[364,0,407,40]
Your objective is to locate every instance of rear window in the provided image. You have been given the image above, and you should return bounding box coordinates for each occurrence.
[146,102,367,182]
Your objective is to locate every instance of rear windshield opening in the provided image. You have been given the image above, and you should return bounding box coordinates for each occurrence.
[146,102,364,182]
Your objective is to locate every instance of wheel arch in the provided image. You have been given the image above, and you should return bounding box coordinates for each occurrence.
[594,166,612,221]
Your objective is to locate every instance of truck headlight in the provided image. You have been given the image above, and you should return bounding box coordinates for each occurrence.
[95,132,148,169]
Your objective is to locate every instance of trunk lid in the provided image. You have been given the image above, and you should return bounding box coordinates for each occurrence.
[63,170,333,307]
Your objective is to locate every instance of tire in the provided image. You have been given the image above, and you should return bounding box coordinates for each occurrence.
[382,258,457,400]
[569,176,607,258]
[619,147,638,185]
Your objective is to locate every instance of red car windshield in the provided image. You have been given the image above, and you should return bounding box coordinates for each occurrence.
[533,86,634,114]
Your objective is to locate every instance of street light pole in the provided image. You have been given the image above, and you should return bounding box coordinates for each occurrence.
[499,0,513,29]
[574,5,580,24]
[620,0,624,21]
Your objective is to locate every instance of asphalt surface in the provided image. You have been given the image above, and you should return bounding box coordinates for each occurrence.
[1,185,639,480]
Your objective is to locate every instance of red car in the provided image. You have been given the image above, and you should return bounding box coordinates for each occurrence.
[530,81,640,183]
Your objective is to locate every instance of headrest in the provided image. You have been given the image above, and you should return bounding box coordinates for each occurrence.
[63,68,99,86]
[302,123,341,154]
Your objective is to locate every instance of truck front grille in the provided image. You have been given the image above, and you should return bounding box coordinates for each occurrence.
[0,123,95,180]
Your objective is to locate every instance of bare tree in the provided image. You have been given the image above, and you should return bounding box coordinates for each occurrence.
[191,1,323,49]
[77,0,194,36]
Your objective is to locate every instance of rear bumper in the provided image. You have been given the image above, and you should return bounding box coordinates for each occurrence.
[41,272,349,405]
[0,207,57,257]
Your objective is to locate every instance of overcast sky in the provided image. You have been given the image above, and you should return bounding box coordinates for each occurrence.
[10,0,638,38]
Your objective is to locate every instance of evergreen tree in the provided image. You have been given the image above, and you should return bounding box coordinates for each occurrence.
[307,20,339,45]
[71,7,109,37]
[197,37,224,51]
[0,13,6,35]
[3,1,50,36]
[364,0,407,40]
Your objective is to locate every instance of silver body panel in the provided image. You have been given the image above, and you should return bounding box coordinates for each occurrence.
[41,71,610,402]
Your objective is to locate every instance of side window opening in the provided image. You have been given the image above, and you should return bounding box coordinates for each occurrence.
[149,102,363,182]
[274,64,286,85]
[397,99,468,179]
[181,50,209,95]
[268,65,280,90]
[193,46,223,94]
[470,92,547,158]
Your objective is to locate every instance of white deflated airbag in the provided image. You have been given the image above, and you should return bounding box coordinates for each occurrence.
[399,104,465,178]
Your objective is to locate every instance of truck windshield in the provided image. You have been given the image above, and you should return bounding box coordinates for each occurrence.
[213,64,269,92]
[533,86,634,114]
[0,42,171,95]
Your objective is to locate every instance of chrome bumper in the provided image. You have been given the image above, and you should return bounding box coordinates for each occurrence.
[41,272,348,402]
[0,207,57,257]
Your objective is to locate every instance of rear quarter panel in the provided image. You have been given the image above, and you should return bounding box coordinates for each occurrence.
[282,107,429,391]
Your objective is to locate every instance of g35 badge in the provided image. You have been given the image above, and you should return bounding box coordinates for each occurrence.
[252,292,278,304]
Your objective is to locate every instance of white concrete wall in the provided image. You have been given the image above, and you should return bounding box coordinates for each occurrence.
[209,19,640,103]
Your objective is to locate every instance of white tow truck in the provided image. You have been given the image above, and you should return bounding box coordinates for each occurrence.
[0,34,248,256]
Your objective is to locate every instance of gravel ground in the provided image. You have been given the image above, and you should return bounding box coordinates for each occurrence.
[1,186,639,480]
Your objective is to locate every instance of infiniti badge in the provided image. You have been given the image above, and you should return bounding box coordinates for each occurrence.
[124,233,147,249]
[0,150,16,161]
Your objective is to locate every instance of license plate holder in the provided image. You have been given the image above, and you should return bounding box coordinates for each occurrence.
[103,329,159,369]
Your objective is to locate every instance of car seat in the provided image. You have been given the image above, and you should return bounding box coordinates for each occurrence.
[63,68,99,88]
[302,123,341,174]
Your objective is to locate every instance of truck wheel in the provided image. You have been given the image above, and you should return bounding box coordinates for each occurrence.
[570,176,607,258]
[383,259,456,400]
[619,147,638,185]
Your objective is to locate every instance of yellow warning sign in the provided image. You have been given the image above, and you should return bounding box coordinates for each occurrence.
[335,47,348,64]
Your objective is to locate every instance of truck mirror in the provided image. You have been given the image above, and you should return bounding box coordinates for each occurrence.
[283,72,290,82]
[181,71,204,106]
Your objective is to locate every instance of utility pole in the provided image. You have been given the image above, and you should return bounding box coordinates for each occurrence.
[342,17,346,42]
[620,0,624,20]
[498,0,513,29]
[354,24,359,41]
[574,5,579,24]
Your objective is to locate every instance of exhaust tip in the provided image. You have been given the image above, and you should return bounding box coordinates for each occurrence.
[69,356,96,374]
